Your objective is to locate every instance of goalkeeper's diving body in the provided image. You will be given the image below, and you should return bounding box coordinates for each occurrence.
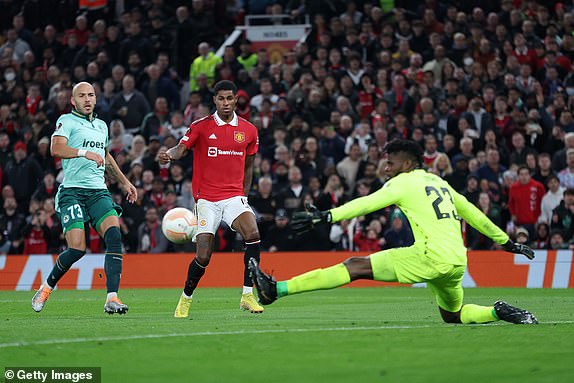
[250,139,538,324]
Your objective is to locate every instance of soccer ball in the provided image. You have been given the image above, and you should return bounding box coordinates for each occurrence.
[162,207,198,244]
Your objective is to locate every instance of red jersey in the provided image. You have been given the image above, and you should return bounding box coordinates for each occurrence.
[508,179,545,225]
[180,112,258,202]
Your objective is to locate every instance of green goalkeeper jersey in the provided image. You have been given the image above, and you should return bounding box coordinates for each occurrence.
[52,110,109,189]
[330,169,509,265]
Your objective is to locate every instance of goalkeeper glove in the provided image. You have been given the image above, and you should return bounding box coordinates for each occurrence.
[502,240,535,260]
[291,202,332,235]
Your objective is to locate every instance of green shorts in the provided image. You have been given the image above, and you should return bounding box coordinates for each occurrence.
[55,187,122,233]
[370,246,466,312]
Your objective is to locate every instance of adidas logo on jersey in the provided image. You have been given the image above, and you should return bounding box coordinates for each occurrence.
[209,133,217,139]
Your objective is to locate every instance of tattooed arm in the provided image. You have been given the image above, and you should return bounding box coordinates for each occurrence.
[105,150,137,203]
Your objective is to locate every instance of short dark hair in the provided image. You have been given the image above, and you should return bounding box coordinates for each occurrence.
[384,139,423,167]
[547,174,559,184]
[213,80,237,95]
[517,165,530,174]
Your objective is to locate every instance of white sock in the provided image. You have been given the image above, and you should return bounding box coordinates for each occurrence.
[107,292,117,301]
[242,286,253,294]
[44,280,54,290]
[182,291,192,299]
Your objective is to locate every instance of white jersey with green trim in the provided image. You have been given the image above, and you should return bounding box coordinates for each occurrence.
[52,110,108,189]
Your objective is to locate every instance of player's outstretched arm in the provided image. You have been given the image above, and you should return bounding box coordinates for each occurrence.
[51,136,104,166]
[158,143,188,164]
[452,188,535,260]
[105,151,137,203]
[292,183,396,235]
[501,241,535,259]
[291,202,332,235]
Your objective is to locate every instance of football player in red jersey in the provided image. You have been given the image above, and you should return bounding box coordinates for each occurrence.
[159,80,264,317]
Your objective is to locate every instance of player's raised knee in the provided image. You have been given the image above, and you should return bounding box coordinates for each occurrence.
[343,257,372,280]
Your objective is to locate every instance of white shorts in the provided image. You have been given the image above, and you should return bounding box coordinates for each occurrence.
[194,196,255,240]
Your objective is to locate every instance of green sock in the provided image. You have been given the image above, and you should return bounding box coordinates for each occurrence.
[460,304,498,324]
[46,248,85,288]
[279,264,351,297]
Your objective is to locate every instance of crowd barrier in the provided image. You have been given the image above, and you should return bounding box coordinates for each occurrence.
[0,250,572,290]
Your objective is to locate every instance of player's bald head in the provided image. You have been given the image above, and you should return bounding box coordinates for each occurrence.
[72,82,94,97]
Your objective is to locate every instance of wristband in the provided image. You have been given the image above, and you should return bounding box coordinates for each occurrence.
[78,149,87,157]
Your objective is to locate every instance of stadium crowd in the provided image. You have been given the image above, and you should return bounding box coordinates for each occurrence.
[0,0,574,254]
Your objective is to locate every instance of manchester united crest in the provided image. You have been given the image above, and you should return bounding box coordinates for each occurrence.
[234,131,245,143]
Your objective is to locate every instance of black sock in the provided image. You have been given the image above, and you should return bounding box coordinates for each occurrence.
[104,227,123,293]
[47,248,85,288]
[243,240,261,287]
[184,257,207,296]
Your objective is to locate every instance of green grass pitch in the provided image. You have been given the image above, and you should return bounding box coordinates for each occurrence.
[1,287,573,383]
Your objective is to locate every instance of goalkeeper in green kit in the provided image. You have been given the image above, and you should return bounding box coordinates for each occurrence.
[249,139,538,324]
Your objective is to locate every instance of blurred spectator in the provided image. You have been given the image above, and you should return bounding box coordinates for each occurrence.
[336,142,362,190]
[166,161,185,196]
[32,171,59,202]
[534,222,550,249]
[509,166,545,236]
[262,209,295,252]
[451,137,474,166]
[31,136,55,174]
[109,74,151,134]
[140,97,169,143]
[558,148,574,189]
[183,91,203,125]
[354,226,382,252]
[251,77,279,111]
[383,210,414,249]
[141,136,161,174]
[463,175,480,206]
[549,230,568,250]
[551,132,574,172]
[0,197,25,254]
[4,141,42,213]
[109,119,133,153]
[137,206,168,253]
[550,188,574,241]
[189,41,221,92]
[467,192,503,250]
[173,6,195,77]
[320,124,346,165]
[533,152,555,188]
[345,121,373,155]
[42,197,62,253]
[539,175,565,224]
[477,148,506,195]
[514,226,532,248]
[119,21,155,66]
[277,166,307,216]
[141,64,180,110]
[509,131,537,166]
[431,153,453,179]
[249,176,277,242]
[22,208,51,254]
[72,33,100,70]
[0,28,31,64]
[0,132,12,170]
